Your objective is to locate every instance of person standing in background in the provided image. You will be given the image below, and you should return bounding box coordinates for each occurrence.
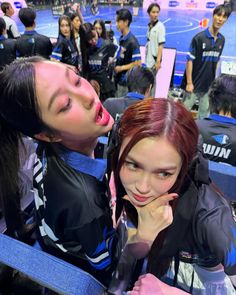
[182,4,231,119]
[145,3,165,96]
[0,2,20,38]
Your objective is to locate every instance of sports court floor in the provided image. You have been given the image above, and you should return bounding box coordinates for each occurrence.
[15,5,236,85]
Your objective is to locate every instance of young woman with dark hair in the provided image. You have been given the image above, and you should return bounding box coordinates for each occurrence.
[110,98,236,294]
[79,22,120,102]
[94,19,107,40]
[0,57,116,286]
[51,15,79,69]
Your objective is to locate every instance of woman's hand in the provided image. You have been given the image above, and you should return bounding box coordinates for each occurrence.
[127,273,188,295]
[124,192,177,245]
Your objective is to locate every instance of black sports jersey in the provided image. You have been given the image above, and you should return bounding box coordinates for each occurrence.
[16,30,52,59]
[87,38,119,99]
[181,28,225,93]
[0,36,16,70]
[33,143,117,285]
[197,114,236,166]
[51,35,79,67]
[115,31,141,86]
[103,92,145,120]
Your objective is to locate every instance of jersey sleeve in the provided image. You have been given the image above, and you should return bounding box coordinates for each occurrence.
[197,203,236,275]
[131,41,141,62]
[187,37,198,61]
[158,23,166,44]
[51,39,64,61]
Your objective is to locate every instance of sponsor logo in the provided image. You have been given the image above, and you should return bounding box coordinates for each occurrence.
[212,134,229,145]
[185,0,198,9]
[206,1,217,9]
[14,1,23,8]
[169,0,179,7]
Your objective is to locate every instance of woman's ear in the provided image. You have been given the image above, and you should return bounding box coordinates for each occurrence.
[34,132,62,143]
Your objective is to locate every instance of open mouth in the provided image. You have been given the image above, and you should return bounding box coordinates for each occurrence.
[95,103,110,126]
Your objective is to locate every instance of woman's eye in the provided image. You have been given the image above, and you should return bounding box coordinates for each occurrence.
[59,98,72,113]
[124,161,138,171]
[156,172,172,179]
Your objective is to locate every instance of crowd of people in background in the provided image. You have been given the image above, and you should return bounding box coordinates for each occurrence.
[0,1,236,295]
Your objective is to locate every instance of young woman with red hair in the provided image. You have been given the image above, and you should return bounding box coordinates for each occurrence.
[109,98,236,294]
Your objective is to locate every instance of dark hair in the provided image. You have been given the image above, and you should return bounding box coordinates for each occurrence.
[147,3,160,14]
[0,17,6,35]
[0,2,11,14]
[69,12,82,32]
[213,4,231,18]
[112,98,198,276]
[116,8,132,26]
[209,75,236,118]
[58,15,73,38]
[0,57,50,238]
[94,19,107,40]
[79,22,96,77]
[19,7,36,28]
[127,66,154,94]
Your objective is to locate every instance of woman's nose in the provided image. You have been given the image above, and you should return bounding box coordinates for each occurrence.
[135,173,151,195]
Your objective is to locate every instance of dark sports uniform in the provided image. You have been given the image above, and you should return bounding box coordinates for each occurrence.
[33,143,117,286]
[16,30,52,59]
[103,92,144,120]
[0,35,16,70]
[87,38,120,101]
[115,31,141,86]
[181,28,225,93]
[51,35,79,67]
[197,114,236,166]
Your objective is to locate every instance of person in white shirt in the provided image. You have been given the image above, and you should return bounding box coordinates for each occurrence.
[1,2,20,38]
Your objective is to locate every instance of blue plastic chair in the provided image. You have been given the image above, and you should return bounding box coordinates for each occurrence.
[208,160,236,201]
[0,233,105,295]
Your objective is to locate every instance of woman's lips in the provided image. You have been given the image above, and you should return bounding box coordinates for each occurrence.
[95,103,110,126]
[132,193,148,203]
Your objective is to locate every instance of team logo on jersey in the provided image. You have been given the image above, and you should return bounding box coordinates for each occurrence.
[98,53,103,57]
[202,43,206,49]
[212,134,229,145]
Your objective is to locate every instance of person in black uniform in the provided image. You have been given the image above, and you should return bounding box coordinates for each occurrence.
[114,8,141,97]
[16,8,52,59]
[51,15,79,68]
[0,57,117,286]
[80,22,120,102]
[0,17,16,70]
[197,74,236,166]
[103,65,154,120]
[109,98,236,294]
[182,4,231,119]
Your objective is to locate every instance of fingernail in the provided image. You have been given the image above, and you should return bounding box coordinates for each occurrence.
[172,194,179,199]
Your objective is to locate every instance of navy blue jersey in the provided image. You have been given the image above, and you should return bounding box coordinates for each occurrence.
[115,31,141,86]
[34,143,117,285]
[51,35,79,67]
[0,36,16,70]
[181,28,225,93]
[16,30,52,59]
[197,114,236,166]
[87,38,119,97]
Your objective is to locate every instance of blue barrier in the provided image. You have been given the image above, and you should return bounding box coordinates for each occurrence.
[0,233,105,295]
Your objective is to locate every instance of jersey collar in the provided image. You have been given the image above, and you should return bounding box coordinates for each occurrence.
[24,30,37,35]
[96,37,103,48]
[120,31,131,42]
[126,92,145,100]
[208,114,236,125]
[56,144,107,181]
[205,28,222,39]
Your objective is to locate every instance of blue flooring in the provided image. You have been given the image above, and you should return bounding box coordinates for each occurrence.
[16,6,236,85]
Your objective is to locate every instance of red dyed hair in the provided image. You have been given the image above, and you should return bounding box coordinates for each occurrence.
[112,98,199,276]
